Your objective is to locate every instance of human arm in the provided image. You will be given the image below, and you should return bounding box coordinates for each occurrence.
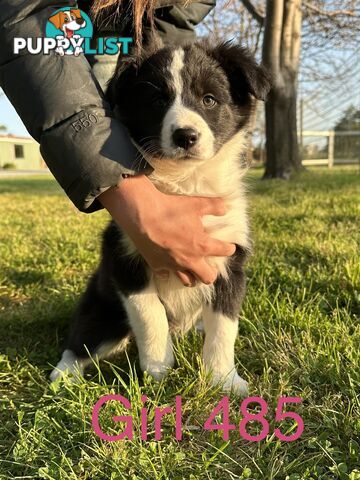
[0,0,233,286]
[0,0,144,212]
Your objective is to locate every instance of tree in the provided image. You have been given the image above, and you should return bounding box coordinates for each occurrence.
[0,90,6,132]
[334,105,360,160]
[334,106,360,132]
[202,1,303,176]
[239,0,359,178]
[262,0,302,178]
[201,0,360,174]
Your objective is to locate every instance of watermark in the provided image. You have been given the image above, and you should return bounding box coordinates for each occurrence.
[92,395,304,442]
[13,7,132,57]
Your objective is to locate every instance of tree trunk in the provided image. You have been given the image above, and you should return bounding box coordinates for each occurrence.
[246,106,257,165]
[262,0,303,178]
[264,71,300,178]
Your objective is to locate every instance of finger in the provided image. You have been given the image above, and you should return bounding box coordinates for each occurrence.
[190,260,218,285]
[204,239,236,257]
[192,197,227,217]
[176,270,197,287]
[154,269,170,279]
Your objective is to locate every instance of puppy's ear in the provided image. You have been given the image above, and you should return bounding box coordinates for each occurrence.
[71,9,82,19]
[142,30,164,55]
[106,33,164,109]
[48,12,65,30]
[210,41,271,101]
[106,55,140,109]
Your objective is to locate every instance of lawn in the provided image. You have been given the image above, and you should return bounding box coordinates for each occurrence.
[0,167,359,480]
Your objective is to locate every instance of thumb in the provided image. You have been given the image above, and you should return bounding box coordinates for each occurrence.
[192,196,227,217]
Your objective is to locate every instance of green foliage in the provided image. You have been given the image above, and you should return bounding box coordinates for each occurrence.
[0,168,359,479]
[1,163,16,170]
[335,106,360,132]
[334,105,360,160]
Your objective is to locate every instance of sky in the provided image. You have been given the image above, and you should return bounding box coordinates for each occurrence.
[0,92,30,137]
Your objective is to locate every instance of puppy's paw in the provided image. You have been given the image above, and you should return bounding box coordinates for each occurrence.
[211,371,249,397]
[222,372,249,396]
[50,350,84,383]
[142,353,174,381]
[141,344,174,381]
[74,47,83,56]
[145,363,171,381]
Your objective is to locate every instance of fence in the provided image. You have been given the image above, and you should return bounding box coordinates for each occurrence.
[300,130,359,168]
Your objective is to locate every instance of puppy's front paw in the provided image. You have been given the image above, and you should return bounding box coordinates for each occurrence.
[55,47,65,56]
[142,352,174,381]
[140,343,174,381]
[211,371,249,397]
[74,47,83,56]
[223,372,249,396]
[50,350,84,383]
[144,362,172,381]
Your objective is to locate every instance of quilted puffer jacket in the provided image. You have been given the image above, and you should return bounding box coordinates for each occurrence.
[0,0,216,211]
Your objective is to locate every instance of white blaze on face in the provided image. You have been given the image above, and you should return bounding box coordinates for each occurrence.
[62,11,85,37]
[160,48,215,159]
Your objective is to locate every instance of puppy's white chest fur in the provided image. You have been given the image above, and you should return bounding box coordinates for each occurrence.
[140,131,250,330]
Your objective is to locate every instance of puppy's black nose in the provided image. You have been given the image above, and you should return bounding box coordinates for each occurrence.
[76,17,84,25]
[172,128,199,149]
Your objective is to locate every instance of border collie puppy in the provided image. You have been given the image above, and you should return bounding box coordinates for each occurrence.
[51,40,270,395]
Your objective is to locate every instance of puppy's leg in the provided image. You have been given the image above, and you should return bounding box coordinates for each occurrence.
[202,307,248,395]
[202,246,249,396]
[50,271,130,382]
[124,280,174,381]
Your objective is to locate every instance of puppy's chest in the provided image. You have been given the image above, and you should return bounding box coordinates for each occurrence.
[155,277,214,332]
[151,168,249,327]
[150,169,250,251]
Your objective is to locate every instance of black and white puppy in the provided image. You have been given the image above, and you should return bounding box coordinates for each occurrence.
[51,40,270,395]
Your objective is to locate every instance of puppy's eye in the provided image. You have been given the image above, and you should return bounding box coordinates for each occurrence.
[152,96,168,108]
[64,18,69,23]
[203,94,217,108]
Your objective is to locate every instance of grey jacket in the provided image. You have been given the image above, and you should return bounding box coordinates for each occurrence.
[0,0,215,212]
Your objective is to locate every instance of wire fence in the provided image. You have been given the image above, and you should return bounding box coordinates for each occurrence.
[300,130,360,167]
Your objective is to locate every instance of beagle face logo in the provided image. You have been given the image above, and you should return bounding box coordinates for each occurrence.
[48,9,87,40]
[46,8,92,56]
[13,7,132,57]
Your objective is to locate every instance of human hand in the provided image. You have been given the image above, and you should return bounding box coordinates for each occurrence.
[99,175,235,286]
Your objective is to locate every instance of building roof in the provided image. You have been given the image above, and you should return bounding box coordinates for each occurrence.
[0,134,35,143]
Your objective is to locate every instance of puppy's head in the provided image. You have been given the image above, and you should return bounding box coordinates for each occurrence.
[107,40,271,164]
[49,9,86,37]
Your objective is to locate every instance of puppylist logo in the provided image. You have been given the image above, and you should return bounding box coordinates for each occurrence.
[14,7,132,57]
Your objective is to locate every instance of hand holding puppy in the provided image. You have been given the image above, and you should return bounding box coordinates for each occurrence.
[99,175,236,286]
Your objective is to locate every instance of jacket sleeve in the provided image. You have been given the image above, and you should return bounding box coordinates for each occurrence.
[152,1,216,44]
[0,0,145,213]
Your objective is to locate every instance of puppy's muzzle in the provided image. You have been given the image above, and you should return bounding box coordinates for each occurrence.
[172,128,199,150]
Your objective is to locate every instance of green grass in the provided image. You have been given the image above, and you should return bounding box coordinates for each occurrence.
[0,168,359,480]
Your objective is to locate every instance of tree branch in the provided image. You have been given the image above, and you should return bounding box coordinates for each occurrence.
[303,2,359,18]
[262,0,284,75]
[240,0,265,26]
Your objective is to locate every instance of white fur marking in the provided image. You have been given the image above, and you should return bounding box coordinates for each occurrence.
[50,349,87,382]
[122,281,174,380]
[202,306,248,396]
[160,48,215,159]
[171,48,184,99]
